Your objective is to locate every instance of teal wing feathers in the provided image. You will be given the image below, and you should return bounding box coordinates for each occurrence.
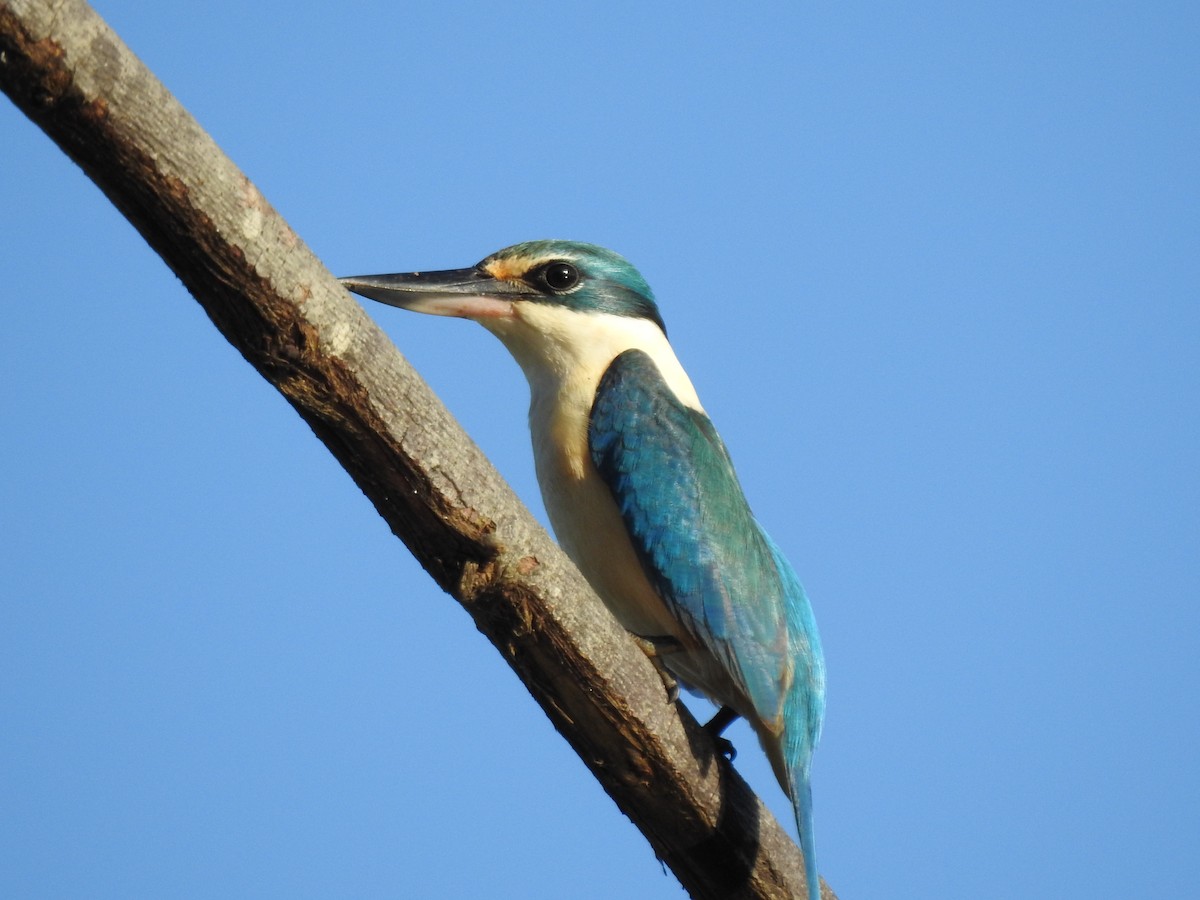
[587,349,823,736]
[588,348,826,900]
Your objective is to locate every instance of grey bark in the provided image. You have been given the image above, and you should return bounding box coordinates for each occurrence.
[0,2,835,897]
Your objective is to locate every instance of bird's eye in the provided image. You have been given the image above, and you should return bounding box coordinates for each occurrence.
[539,262,580,291]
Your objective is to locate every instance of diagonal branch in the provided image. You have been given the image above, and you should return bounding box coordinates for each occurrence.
[1,2,834,897]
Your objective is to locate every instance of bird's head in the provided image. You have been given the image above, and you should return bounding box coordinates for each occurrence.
[340,240,665,336]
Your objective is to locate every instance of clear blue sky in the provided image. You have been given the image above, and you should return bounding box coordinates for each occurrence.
[3,2,1197,897]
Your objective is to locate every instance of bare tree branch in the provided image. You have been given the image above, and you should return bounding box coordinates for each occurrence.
[1,2,834,897]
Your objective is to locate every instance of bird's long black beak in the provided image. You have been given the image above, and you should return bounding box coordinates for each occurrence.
[339,267,529,319]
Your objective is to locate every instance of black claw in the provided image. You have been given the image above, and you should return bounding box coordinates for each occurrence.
[713,734,737,761]
[664,677,680,704]
[630,634,683,702]
[703,706,741,761]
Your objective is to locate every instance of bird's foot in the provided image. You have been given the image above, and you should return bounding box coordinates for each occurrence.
[630,633,683,703]
[703,706,740,761]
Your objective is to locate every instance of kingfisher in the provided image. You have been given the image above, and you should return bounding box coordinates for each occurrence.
[341,240,826,900]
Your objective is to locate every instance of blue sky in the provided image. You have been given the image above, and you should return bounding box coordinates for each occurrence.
[3,2,1197,897]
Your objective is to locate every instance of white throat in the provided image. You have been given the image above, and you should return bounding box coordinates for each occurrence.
[477,302,706,642]
[480,303,702,424]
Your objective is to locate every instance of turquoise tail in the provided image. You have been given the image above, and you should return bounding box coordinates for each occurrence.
[792,772,820,900]
[763,536,825,900]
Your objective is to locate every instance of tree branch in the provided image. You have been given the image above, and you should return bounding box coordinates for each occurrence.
[1,2,834,897]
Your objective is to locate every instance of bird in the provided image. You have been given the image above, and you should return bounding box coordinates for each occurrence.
[341,240,826,900]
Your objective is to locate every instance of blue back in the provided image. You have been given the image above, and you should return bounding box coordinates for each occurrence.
[588,349,825,741]
[589,348,826,899]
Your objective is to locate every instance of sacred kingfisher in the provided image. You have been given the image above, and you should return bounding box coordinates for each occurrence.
[342,240,826,900]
